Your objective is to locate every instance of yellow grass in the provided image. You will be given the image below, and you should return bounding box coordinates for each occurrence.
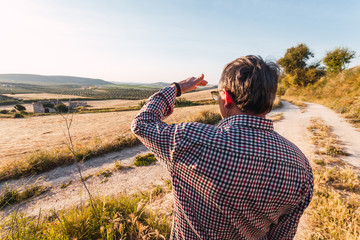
[305,118,360,239]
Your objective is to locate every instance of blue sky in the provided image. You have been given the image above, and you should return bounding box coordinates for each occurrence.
[0,0,359,84]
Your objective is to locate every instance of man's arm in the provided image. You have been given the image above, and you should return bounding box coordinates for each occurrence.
[131,74,207,172]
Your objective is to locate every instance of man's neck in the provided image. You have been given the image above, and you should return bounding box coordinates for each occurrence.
[227,107,266,119]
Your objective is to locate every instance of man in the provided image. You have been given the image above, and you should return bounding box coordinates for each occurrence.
[131,55,313,239]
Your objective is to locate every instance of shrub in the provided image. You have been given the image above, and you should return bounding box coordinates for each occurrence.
[14,104,26,111]
[55,104,68,113]
[134,153,157,166]
[175,98,194,107]
[0,183,49,210]
[277,43,324,86]
[323,47,356,73]
[190,110,222,125]
[13,113,24,118]
[0,109,9,114]
[42,102,55,108]
[138,100,147,108]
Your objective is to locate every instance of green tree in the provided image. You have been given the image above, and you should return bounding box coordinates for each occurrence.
[14,104,26,111]
[323,47,356,73]
[277,44,324,86]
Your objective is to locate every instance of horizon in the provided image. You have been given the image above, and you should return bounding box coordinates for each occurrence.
[0,0,359,84]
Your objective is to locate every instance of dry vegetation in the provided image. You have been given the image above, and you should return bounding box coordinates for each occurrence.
[0,187,173,240]
[0,103,220,182]
[281,66,360,128]
[0,88,219,167]
[305,118,360,239]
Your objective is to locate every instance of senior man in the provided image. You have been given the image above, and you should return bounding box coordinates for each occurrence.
[131,55,313,240]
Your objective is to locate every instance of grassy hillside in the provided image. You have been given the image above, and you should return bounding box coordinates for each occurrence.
[0,74,112,86]
[281,66,360,128]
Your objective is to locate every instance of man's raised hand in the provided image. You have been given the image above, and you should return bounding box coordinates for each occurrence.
[177,74,208,94]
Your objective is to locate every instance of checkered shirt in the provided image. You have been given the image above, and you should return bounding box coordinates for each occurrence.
[131,86,313,240]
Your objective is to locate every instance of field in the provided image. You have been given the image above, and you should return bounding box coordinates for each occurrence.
[0,88,219,170]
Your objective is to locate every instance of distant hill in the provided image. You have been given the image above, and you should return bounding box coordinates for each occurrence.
[110,81,217,90]
[0,74,112,86]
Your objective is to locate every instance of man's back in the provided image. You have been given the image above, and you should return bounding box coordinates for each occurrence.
[169,114,313,239]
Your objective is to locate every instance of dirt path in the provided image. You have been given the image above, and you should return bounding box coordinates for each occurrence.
[2,101,360,237]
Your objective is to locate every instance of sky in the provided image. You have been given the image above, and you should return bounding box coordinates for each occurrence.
[0,0,359,84]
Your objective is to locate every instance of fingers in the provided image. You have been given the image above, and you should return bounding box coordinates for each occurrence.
[195,73,208,87]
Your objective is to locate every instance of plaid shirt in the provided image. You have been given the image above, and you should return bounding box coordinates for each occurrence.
[131,87,313,240]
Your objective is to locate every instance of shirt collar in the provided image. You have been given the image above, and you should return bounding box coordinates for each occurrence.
[217,114,274,131]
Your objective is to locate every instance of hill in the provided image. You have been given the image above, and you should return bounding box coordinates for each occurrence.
[0,74,112,86]
[281,66,360,128]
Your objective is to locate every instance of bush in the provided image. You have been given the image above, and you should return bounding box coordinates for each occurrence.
[0,183,49,210]
[323,47,356,73]
[277,43,324,86]
[14,104,26,111]
[175,98,194,107]
[13,113,24,118]
[42,102,55,108]
[55,104,68,113]
[138,100,147,108]
[0,109,9,114]
[190,110,222,125]
[134,153,157,166]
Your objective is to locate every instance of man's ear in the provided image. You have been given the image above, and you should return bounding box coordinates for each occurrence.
[223,90,233,107]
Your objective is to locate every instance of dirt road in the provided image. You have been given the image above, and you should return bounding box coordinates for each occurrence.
[1,101,360,237]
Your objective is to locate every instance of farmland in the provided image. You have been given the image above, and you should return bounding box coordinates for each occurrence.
[0,88,219,170]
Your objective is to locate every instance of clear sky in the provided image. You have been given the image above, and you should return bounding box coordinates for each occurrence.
[0,0,359,84]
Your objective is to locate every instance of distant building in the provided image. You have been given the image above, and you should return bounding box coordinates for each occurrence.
[32,100,62,113]
[32,100,87,113]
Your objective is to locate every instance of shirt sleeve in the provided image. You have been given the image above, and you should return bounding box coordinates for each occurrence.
[266,175,314,240]
[130,86,183,173]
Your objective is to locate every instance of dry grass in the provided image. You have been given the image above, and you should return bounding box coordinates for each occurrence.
[268,113,284,122]
[0,178,49,209]
[0,91,219,166]
[281,66,360,129]
[305,118,360,239]
[0,107,221,182]
[0,135,141,182]
[0,191,172,240]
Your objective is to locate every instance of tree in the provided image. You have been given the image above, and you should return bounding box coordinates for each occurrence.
[323,47,356,73]
[14,104,26,111]
[55,104,68,113]
[277,44,324,86]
